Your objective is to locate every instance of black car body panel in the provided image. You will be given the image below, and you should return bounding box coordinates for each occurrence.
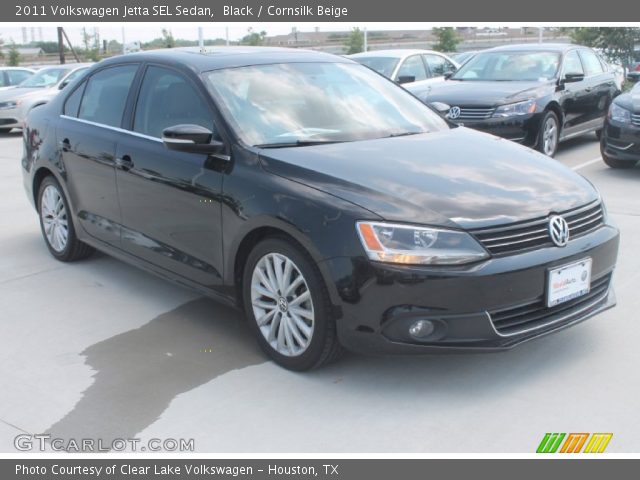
[22,48,619,356]
[408,44,620,148]
[601,84,640,164]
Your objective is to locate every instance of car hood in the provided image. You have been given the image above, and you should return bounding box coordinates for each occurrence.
[408,79,555,107]
[613,88,640,112]
[258,127,598,230]
[0,87,55,102]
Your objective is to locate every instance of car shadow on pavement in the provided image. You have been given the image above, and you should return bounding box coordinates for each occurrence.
[44,297,266,450]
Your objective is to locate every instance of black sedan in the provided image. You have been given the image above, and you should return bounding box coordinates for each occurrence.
[22,48,619,370]
[601,81,640,168]
[408,44,620,157]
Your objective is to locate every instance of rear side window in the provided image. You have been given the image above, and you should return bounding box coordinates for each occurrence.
[133,66,213,139]
[78,65,138,128]
[7,70,32,85]
[579,50,604,75]
[64,81,86,117]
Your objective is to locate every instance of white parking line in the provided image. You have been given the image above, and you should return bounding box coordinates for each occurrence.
[571,157,602,171]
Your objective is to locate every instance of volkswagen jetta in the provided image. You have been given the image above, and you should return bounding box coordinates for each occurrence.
[21,48,619,370]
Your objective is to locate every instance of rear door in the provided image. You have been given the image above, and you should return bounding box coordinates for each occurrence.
[578,48,617,127]
[114,64,225,287]
[58,64,139,246]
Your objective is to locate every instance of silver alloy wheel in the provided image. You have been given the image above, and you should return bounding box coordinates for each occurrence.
[250,253,315,357]
[40,185,69,252]
[542,116,558,156]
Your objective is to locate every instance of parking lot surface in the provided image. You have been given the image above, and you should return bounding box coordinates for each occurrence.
[1,131,639,453]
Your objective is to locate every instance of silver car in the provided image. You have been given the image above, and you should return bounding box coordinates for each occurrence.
[0,67,35,91]
[349,49,460,88]
[0,63,91,133]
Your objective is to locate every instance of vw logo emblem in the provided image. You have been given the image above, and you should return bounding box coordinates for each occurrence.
[448,106,461,120]
[278,297,289,313]
[548,215,570,247]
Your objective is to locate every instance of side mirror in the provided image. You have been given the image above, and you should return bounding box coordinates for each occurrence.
[396,75,416,85]
[443,71,455,80]
[162,124,226,156]
[563,73,585,83]
[429,102,451,115]
[58,80,69,90]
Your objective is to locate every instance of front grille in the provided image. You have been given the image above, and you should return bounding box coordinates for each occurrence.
[471,202,605,256]
[490,273,612,335]
[632,113,640,127]
[454,107,495,121]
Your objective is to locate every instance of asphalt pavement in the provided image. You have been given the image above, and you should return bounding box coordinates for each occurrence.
[1,130,639,453]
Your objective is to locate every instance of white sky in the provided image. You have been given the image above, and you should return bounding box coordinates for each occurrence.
[0,23,493,46]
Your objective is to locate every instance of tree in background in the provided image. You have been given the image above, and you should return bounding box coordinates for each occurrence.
[8,43,20,66]
[343,28,364,54]
[161,29,175,48]
[432,27,460,53]
[564,27,640,70]
[240,28,267,46]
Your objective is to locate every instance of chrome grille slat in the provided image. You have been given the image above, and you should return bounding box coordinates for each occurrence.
[632,113,640,127]
[455,106,496,120]
[471,201,605,256]
[490,274,612,335]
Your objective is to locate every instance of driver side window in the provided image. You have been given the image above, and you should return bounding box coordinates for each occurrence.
[563,51,584,76]
[133,66,214,139]
[396,55,427,82]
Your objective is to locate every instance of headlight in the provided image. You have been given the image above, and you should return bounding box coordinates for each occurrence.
[356,222,489,265]
[0,101,19,110]
[492,99,537,117]
[609,103,631,123]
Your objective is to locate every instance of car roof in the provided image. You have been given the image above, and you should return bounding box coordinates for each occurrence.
[96,47,352,73]
[486,43,584,53]
[350,49,444,59]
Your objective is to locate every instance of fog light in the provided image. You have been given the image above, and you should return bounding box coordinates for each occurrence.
[408,319,435,339]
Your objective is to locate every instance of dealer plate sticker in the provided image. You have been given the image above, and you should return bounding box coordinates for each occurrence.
[546,258,592,308]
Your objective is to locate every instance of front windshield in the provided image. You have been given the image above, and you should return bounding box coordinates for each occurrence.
[19,68,70,88]
[452,51,560,81]
[352,56,399,78]
[204,62,447,147]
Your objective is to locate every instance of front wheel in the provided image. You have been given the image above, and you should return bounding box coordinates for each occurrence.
[37,176,95,262]
[536,111,560,157]
[242,237,342,371]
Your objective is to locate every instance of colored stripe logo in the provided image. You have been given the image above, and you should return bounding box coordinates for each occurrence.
[537,433,612,453]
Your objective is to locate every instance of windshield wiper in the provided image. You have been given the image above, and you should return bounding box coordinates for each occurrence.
[254,139,343,148]
[386,131,425,138]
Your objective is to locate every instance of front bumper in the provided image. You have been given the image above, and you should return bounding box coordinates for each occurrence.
[453,113,541,147]
[322,224,619,354]
[602,119,640,163]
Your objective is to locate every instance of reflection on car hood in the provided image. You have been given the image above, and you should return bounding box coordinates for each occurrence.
[259,127,598,229]
[0,86,57,105]
[408,79,555,107]
[613,89,640,112]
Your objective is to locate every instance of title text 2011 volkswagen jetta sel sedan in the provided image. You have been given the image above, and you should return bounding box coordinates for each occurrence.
[22,48,619,370]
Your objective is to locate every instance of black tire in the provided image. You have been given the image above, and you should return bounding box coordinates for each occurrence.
[0,128,12,134]
[242,237,343,371]
[535,110,560,157]
[37,176,95,262]
[600,137,637,169]
[595,129,602,140]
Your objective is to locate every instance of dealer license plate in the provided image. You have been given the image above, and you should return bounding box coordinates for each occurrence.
[546,258,592,308]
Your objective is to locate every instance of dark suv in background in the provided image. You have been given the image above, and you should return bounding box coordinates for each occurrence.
[409,44,620,157]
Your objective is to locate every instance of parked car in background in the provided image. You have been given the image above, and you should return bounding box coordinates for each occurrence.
[601,81,640,168]
[22,48,618,370]
[349,49,459,88]
[409,44,620,157]
[0,67,35,91]
[0,63,91,133]
[451,50,479,66]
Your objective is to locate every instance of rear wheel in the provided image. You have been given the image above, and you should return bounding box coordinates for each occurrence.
[37,176,95,262]
[536,111,560,157]
[242,237,342,370]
